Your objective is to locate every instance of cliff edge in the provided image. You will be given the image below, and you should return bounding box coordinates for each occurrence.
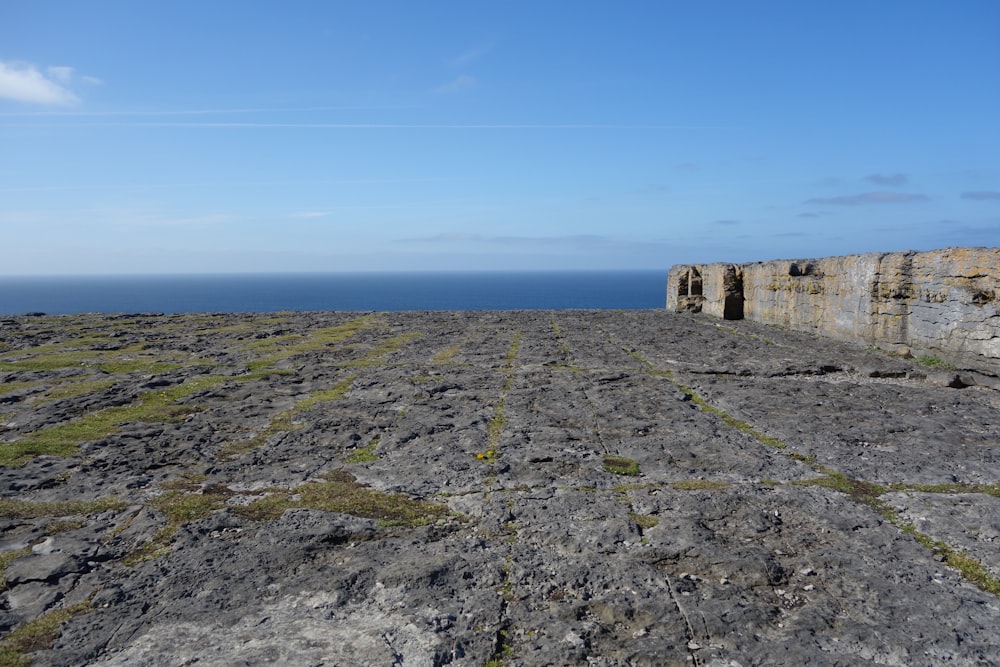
[668,247,1000,377]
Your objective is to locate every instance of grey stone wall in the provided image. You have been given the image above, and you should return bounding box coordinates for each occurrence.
[667,247,1000,375]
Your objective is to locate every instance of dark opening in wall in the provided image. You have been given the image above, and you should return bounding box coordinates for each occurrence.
[689,268,703,296]
[789,262,820,277]
[723,265,744,320]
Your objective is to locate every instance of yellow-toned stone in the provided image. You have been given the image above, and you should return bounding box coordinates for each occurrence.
[667,247,1000,373]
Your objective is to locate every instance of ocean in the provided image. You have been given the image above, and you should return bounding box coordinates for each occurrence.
[0,271,666,315]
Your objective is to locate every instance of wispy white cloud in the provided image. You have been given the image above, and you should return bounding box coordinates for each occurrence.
[113,211,235,227]
[0,60,80,106]
[435,75,477,93]
[446,43,494,67]
[919,219,1000,246]
[865,173,908,187]
[961,191,1000,201]
[288,211,332,218]
[804,192,928,205]
[492,234,612,248]
[400,232,619,251]
[46,66,75,83]
[408,232,484,242]
[813,177,845,187]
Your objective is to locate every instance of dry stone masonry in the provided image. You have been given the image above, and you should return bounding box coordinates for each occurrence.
[668,247,1000,378]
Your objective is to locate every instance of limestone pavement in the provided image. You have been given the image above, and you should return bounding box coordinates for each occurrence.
[1,310,999,666]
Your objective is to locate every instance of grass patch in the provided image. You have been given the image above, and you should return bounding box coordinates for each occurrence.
[916,354,954,369]
[40,378,118,402]
[483,626,514,667]
[623,347,786,450]
[296,375,357,410]
[194,316,290,338]
[482,333,520,456]
[613,482,655,494]
[551,316,572,356]
[0,343,183,375]
[550,317,562,338]
[0,601,91,662]
[629,512,659,529]
[233,493,296,522]
[241,332,306,350]
[245,316,375,371]
[0,548,32,592]
[788,452,818,465]
[238,368,297,382]
[44,519,86,534]
[505,333,521,367]
[343,333,421,368]
[218,410,300,461]
[235,469,450,527]
[789,468,1000,599]
[126,486,230,564]
[94,360,182,375]
[346,437,379,463]
[793,471,887,511]
[670,480,731,491]
[160,473,209,492]
[1,374,229,466]
[0,350,98,372]
[431,344,461,364]
[0,497,124,519]
[137,403,203,423]
[675,382,786,449]
[0,381,46,397]
[219,375,356,460]
[487,402,506,450]
[603,454,640,477]
[889,482,1000,497]
[901,526,1000,596]
[150,489,226,525]
[941,549,1000,595]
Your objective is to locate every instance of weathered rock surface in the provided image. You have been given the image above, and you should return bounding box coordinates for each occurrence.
[667,247,1000,377]
[1,310,1000,665]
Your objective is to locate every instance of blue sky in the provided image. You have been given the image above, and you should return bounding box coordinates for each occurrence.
[1,1,998,275]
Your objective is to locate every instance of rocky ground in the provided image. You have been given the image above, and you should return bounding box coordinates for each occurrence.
[1,309,999,666]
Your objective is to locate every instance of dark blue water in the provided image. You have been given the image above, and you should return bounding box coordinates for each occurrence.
[0,271,666,315]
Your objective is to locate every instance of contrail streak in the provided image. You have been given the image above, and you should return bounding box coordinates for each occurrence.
[2,121,725,129]
[0,178,450,193]
[0,106,410,117]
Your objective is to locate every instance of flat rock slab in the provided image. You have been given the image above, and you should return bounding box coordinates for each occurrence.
[1,310,1000,666]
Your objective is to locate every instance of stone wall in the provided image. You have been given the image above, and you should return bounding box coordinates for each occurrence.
[667,247,1000,374]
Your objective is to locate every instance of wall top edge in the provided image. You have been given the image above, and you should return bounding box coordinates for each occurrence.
[669,246,1000,270]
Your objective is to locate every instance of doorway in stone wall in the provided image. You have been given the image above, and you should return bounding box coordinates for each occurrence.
[723,265,744,320]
